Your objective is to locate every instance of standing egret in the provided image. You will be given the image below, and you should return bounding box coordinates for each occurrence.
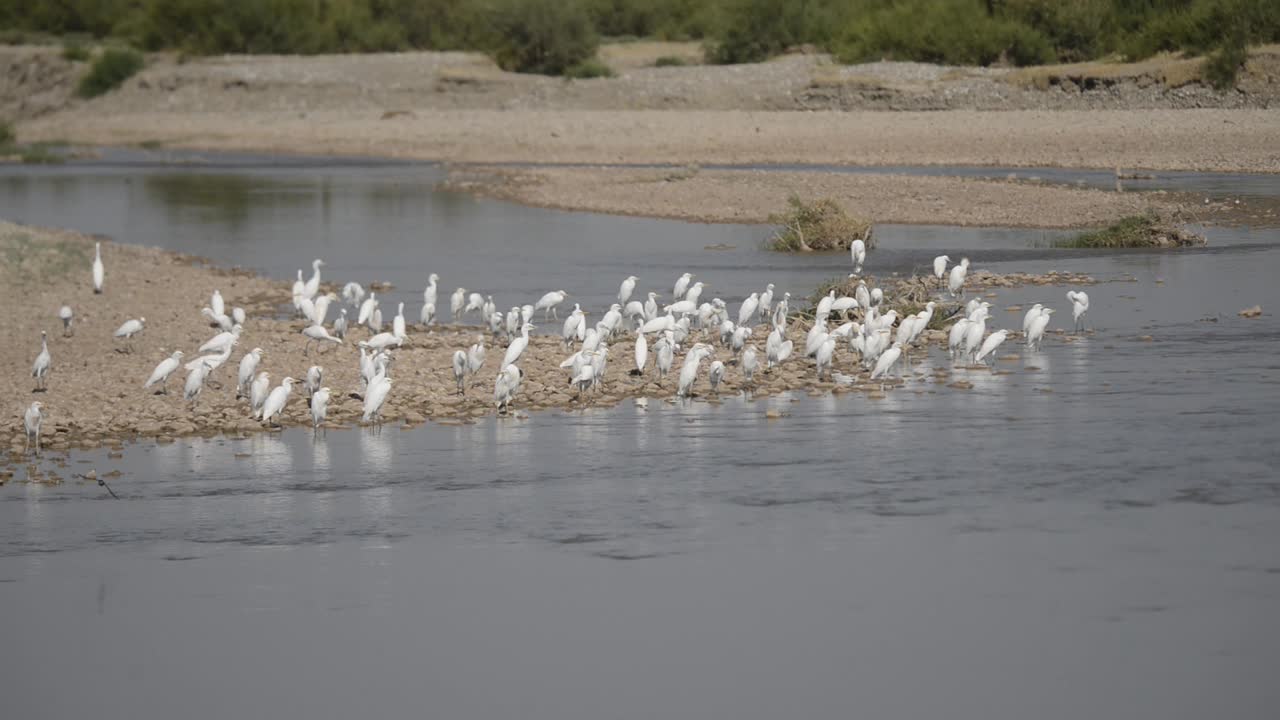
[633,332,648,376]
[297,296,317,325]
[535,290,568,321]
[709,360,725,394]
[870,287,884,308]
[815,336,836,380]
[948,257,971,298]
[619,275,638,305]
[562,305,585,348]
[850,237,866,274]
[305,365,323,399]
[59,305,73,336]
[210,289,225,319]
[362,376,392,425]
[313,293,336,326]
[684,282,705,307]
[502,322,533,371]
[948,318,972,362]
[1022,304,1044,335]
[370,306,383,333]
[962,309,989,365]
[933,255,950,287]
[334,308,349,339]
[261,377,295,426]
[452,349,468,394]
[870,341,903,381]
[393,302,407,340]
[422,274,439,313]
[24,401,44,455]
[92,242,104,294]
[303,324,342,355]
[183,357,214,405]
[237,348,262,397]
[450,288,466,321]
[488,311,506,339]
[855,282,871,313]
[738,292,760,327]
[677,344,713,398]
[311,387,330,434]
[467,336,486,379]
[232,307,247,326]
[772,292,791,329]
[975,329,1009,365]
[291,270,305,316]
[600,304,623,339]
[655,334,674,382]
[643,292,659,322]
[202,306,233,331]
[31,330,50,391]
[113,317,145,353]
[465,292,485,317]
[741,345,759,385]
[361,332,403,352]
[303,259,323,299]
[673,273,693,301]
[521,304,535,326]
[759,284,775,318]
[506,307,521,337]
[482,295,496,323]
[570,352,597,398]
[494,364,523,413]
[1027,308,1054,351]
[420,302,436,327]
[250,371,270,416]
[343,281,366,308]
[590,346,610,391]
[194,325,238,355]
[145,350,185,394]
[1067,290,1090,333]
[359,292,379,327]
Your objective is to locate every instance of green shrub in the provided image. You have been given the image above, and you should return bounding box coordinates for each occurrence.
[1062,213,1205,248]
[709,0,842,65]
[564,58,616,78]
[485,0,600,75]
[654,55,688,66]
[62,40,91,61]
[0,120,14,147]
[1204,38,1247,89]
[767,195,873,252]
[77,47,144,98]
[834,0,1055,67]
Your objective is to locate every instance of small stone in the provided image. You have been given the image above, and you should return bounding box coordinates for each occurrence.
[1238,305,1262,318]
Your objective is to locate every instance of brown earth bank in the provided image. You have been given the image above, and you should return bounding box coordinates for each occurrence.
[3,221,1105,470]
[440,165,1204,228]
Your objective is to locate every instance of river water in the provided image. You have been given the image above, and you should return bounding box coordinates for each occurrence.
[2,152,1279,719]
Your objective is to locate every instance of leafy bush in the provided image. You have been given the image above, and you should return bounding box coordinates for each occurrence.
[77,47,144,98]
[61,40,91,61]
[654,55,688,66]
[1063,213,1205,248]
[485,0,600,75]
[709,0,842,65]
[767,196,872,252]
[564,58,616,78]
[834,0,1055,67]
[0,120,13,147]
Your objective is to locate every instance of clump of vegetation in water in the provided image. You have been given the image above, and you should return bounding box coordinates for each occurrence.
[77,47,144,98]
[1061,213,1206,248]
[767,195,872,253]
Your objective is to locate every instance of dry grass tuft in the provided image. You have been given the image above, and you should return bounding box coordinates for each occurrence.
[767,195,872,253]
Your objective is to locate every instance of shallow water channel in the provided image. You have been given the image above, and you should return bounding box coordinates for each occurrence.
[2,152,1279,719]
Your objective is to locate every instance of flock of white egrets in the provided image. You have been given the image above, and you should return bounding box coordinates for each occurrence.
[21,240,1090,455]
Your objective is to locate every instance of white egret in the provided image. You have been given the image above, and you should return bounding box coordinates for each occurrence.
[759,284,775,317]
[1022,303,1044,335]
[600,304,623,338]
[291,270,305,315]
[303,259,323,299]
[633,332,648,375]
[362,376,392,425]
[805,319,829,357]
[361,331,403,352]
[359,292,379,326]
[145,350,185,394]
[452,350,467,394]
[210,289,225,319]
[343,281,366,308]
[870,341,903,381]
[741,345,759,385]
[250,371,270,416]
[619,275,638,306]
[24,401,44,455]
[232,307,246,326]
[535,290,568,321]
[261,377,295,426]
[305,365,323,398]
[850,237,866,274]
[183,357,214,405]
[962,309,988,364]
[370,306,383,333]
[640,313,676,335]
[1067,290,1090,333]
[201,306,233,331]
[1027,308,1054,351]
[59,305,73,336]
[709,360,725,394]
[624,300,646,328]
[449,288,466,320]
[948,318,972,361]
[655,334,674,382]
[31,330,50,391]
[482,295,496,323]
[488,311,505,339]
[92,241,106,294]
[113,317,145,353]
[196,325,239,355]
[506,307,521,336]
[467,336,486,377]
[831,295,858,315]
[521,304,534,326]
[571,352,597,397]
[465,292,485,317]
[494,364,523,413]
[643,292,659,322]
[855,282,871,312]
[297,295,317,325]
[311,387,331,433]
[422,274,438,312]
[772,292,790,329]
[185,342,234,387]
[562,305,585,348]
[684,281,705,307]
[870,287,884,308]
[737,292,760,327]
[236,347,262,397]
[815,336,836,380]
[393,302,407,340]
[975,329,1009,365]
[334,308,349,339]
[933,255,951,287]
[677,344,713,398]
[948,257,971,297]
[666,299,697,316]
[503,322,534,370]
[673,273,693,301]
[420,302,435,326]
[731,325,752,357]
[590,345,610,390]
[302,324,342,355]
[313,293,337,326]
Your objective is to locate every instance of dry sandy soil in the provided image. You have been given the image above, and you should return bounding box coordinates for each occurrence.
[2,222,1099,465]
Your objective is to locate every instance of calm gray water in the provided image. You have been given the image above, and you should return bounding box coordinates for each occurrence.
[2,154,1280,720]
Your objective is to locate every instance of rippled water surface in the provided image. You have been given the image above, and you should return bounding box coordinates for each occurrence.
[2,153,1279,720]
